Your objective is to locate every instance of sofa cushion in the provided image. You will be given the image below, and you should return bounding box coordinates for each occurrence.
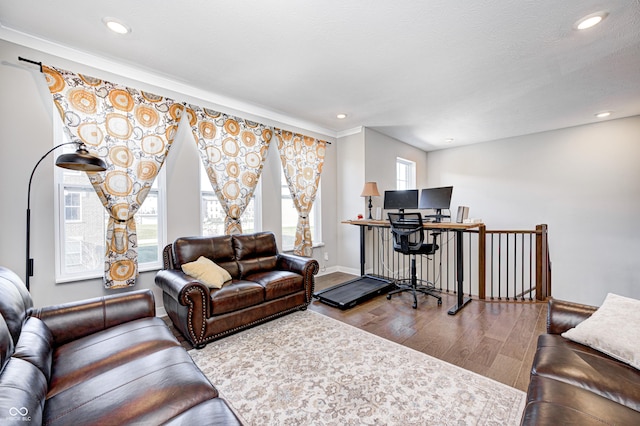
[44,346,220,426]
[211,281,264,315]
[47,317,181,398]
[182,256,232,289]
[0,267,33,346]
[524,375,640,425]
[12,317,53,382]
[532,334,640,411]
[234,232,278,277]
[562,293,640,370]
[247,270,304,301]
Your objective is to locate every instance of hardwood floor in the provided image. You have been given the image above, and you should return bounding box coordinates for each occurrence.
[310,272,547,392]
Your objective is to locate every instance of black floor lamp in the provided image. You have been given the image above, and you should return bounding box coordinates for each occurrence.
[26,142,107,291]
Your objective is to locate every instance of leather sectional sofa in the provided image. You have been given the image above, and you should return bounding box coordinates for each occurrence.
[0,266,241,425]
[155,231,319,348]
[521,298,640,424]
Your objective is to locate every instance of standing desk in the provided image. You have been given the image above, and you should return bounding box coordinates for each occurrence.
[343,219,483,315]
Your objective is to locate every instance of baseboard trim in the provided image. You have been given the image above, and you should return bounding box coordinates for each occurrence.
[316,266,339,277]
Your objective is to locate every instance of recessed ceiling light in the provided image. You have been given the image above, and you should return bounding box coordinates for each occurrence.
[445,138,454,143]
[336,113,347,119]
[103,17,131,34]
[574,12,608,30]
[595,111,612,118]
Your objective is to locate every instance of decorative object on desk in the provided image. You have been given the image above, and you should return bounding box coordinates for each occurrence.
[456,206,469,223]
[26,141,107,291]
[360,181,380,219]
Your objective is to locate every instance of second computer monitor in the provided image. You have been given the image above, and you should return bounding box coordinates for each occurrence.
[419,186,453,211]
[383,189,419,212]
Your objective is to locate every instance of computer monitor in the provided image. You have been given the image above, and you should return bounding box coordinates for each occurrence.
[419,186,453,221]
[383,189,419,213]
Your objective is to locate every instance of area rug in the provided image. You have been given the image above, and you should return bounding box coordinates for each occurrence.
[189,310,526,425]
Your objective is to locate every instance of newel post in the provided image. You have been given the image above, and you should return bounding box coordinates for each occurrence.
[535,224,550,300]
[477,224,486,300]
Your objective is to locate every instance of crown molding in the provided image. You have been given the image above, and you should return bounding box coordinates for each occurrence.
[336,126,363,138]
[0,25,338,139]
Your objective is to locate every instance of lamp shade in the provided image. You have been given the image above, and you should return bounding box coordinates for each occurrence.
[55,144,107,171]
[360,181,380,197]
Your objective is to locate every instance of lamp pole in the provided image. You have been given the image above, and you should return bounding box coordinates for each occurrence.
[26,141,80,291]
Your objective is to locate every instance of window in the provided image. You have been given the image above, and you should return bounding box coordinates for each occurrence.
[200,162,260,236]
[54,121,166,282]
[281,168,322,251]
[396,157,416,189]
[65,238,83,266]
[64,191,82,221]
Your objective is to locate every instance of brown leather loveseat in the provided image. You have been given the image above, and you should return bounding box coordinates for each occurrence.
[521,298,640,424]
[155,231,319,348]
[0,266,241,425]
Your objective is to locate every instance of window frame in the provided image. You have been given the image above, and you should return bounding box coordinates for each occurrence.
[396,157,416,190]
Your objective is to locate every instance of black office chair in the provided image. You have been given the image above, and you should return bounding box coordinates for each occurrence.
[387,212,442,309]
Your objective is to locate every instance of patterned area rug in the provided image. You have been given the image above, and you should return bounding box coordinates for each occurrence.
[189,310,526,425]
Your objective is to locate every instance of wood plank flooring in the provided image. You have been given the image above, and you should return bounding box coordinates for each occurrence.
[310,272,547,392]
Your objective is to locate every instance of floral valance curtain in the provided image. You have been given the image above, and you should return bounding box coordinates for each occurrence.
[275,129,327,256]
[43,65,184,288]
[187,105,272,234]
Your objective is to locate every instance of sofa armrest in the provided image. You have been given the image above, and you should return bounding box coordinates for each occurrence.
[277,253,319,303]
[155,270,210,307]
[277,253,319,277]
[547,298,598,335]
[155,270,212,346]
[29,289,155,346]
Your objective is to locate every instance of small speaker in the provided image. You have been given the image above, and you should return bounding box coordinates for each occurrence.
[456,206,469,223]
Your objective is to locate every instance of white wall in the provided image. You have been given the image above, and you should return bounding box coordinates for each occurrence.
[426,116,640,305]
[0,39,337,308]
[336,129,365,274]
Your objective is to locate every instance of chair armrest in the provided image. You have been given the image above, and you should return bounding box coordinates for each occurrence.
[29,289,155,346]
[277,253,319,277]
[547,298,598,335]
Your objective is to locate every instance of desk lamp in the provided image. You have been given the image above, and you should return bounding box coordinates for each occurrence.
[360,182,380,219]
[26,141,107,291]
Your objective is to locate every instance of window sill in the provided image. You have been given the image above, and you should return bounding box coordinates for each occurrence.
[55,262,162,284]
[281,241,325,254]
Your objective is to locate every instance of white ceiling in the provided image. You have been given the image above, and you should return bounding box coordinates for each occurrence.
[2,0,639,151]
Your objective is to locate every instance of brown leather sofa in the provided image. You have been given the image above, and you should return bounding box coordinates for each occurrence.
[155,231,319,348]
[0,266,242,426]
[521,298,640,425]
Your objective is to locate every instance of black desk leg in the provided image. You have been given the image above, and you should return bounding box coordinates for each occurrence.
[448,229,472,315]
[359,225,366,277]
